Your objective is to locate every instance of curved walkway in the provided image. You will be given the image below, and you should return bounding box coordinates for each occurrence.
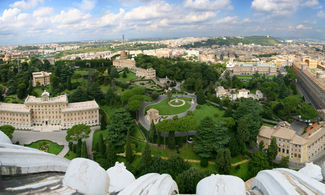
[139,95,197,130]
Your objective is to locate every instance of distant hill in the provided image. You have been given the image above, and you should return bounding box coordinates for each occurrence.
[183,36,280,48]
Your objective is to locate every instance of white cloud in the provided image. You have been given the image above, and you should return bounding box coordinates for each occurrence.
[251,0,300,15]
[52,9,91,25]
[296,24,312,30]
[124,1,172,21]
[184,0,232,11]
[79,0,96,11]
[303,0,320,8]
[10,0,43,10]
[215,16,238,24]
[33,7,53,17]
[0,8,21,22]
[317,10,325,18]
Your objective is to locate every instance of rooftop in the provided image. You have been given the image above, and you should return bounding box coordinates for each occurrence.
[62,100,99,112]
[25,94,68,104]
[0,103,30,113]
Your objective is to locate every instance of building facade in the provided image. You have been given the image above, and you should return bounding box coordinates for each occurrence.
[226,62,277,76]
[257,123,325,163]
[32,71,52,87]
[0,91,99,131]
[136,68,156,79]
[112,51,136,70]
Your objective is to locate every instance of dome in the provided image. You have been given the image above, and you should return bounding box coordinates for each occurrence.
[41,90,50,97]
[106,162,135,193]
[63,158,109,195]
[196,174,245,195]
[298,163,323,181]
[0,131,12,144]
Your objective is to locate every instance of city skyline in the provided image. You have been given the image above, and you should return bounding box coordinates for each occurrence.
[0,0,325,45]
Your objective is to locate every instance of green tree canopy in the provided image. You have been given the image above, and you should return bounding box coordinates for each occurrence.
[300,103,318,120]
[176,168,207,194]
[0,125,15,139]
[106,108,134,148]
[66,124,91,142]
[248,151,270,177]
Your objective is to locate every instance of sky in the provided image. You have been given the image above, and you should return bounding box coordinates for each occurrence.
[0,0,325,45]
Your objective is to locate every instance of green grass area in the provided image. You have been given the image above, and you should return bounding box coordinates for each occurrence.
[230,162,250,181]
[117,72,137,82]
[193,104,225,123]
[65,150,78,160]
[230,154,249,164]
[100,105,119,118]
[92,129,109,149]
[145,97,192,115]
[75,70,89,76]
[131,126,145,140]
[25,140,64,155]
[263,122,275,127]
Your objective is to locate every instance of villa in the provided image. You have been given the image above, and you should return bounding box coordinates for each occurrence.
[215,86,263,101]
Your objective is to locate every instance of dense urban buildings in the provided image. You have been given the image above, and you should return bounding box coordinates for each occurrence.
[0,91,99,130]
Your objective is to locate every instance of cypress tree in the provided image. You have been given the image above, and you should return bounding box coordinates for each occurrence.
[98,133,106,156]
[100,114,107,130]
[106,142,117,168]
[167,131,176,149]
[149,121,157,143]
[68,142,73,150]
[81,142,88,158]
[259,140,265,152]
[140,143,152,170]
[267,137,278,164]
[215,149,225,173]
[224,149,231,174]
[125,132,134,163]
[76,139,82,157]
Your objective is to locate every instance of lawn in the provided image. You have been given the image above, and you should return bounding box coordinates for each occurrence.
[25,140,64,155]
[263,122,275,127]
[192,104,225,123]
[4,95,24,104]
[131,126,145,140]
[65,150,78,160]
[100,105,119,118]
[230,162,250,181]
[117,72,137,82]
[145,97,193,115]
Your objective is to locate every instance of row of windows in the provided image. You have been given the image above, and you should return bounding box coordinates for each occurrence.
[0,113,28,117]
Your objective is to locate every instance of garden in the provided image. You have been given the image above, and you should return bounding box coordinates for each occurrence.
[25,140,64,155]
[145,97,193,115]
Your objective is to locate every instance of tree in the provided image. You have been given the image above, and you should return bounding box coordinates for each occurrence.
[215,149,225,173]
[282,95,301,116]
[193,117,230,159]
[140,143,152,171]
[100,113,107,130]
[196,89,206,105]
[110,67,119,79]
[278,156,289,168]
[106,109,134,148]
[176,168,206,194]
[259,140,265,152]
[98,133,106,156]
[81,141,88,158]
[76,139,82,156]
[166,155,191,179]
[0,125,15,139]
[223,149,231,174]
[17,83,27,99]
[66,124,91,142]
[167,131,176,149]
[106,142,117,168]
[248,151,269,177]
[125,132,134,163]
[237,118,250,145]
[267,137,278,164]
[260,81,279,101]
[149,121,158,143]
[300,103,318,120]
[229,135,241,157]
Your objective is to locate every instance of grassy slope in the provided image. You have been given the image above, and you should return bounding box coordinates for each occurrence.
[25,140,64,155]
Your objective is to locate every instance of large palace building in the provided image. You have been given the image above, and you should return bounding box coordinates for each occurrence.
[257,122,325,163]
[0,91,99,131]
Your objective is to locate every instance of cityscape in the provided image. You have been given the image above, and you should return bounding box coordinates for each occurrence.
[1,0,325,194]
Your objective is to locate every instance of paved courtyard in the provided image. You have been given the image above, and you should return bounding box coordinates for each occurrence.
[12,126,100,159]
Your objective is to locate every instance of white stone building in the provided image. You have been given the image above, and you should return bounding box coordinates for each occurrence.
[0,91,99,131]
